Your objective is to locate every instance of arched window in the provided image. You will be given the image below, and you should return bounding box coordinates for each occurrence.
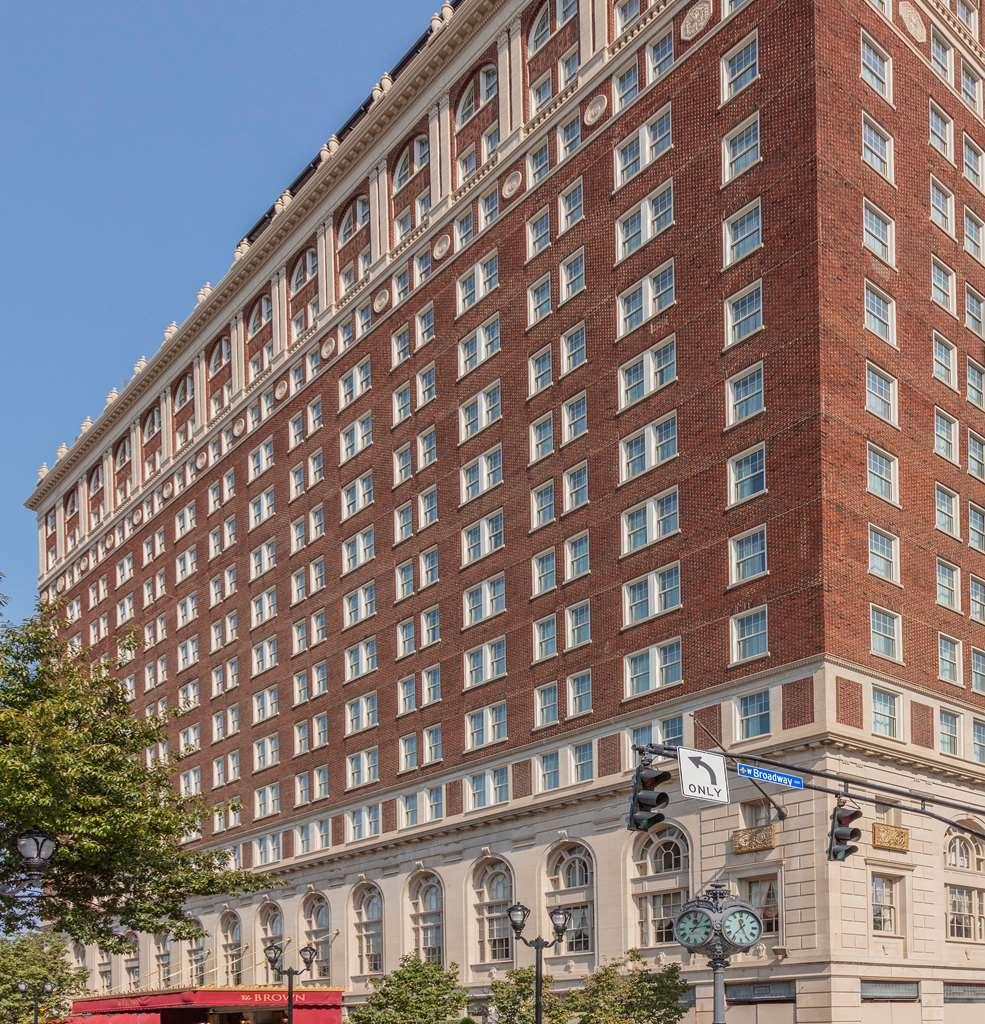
[547,844,594,954]
[353,883,383,975]
[456,82,477,127]
[529,4,551,53]
[142,406,161,442]
[304,894,332,979]
[410,873,444,965]
[248,296,272,337]
[291,248,318,293]
[186,927,206,986]
[220,913,243,985]
[209,336,231,376]
[474,860,513,963]
[259,902,284,982]
[153,934,172,987]
[480,65,498,104]
[174,373,194,410]
[948,834,985,870]
[394,149,412,191]
[636,825,689,876]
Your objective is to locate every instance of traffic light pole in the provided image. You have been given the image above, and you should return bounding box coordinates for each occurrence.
[637,743,985,844]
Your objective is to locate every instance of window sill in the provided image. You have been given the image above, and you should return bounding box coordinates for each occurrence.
[726,570,769,591]
[724,407,766,433]
[727,651,770,669]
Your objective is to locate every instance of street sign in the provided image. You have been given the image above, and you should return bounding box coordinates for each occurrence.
[736,762,805,790]
[677,746,730,804]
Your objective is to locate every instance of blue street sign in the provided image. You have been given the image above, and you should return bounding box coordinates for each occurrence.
[737,763,805,790]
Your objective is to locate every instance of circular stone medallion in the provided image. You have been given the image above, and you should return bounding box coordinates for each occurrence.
[233,417,246,438]
[321,338,336,360]
[503,170,524,198]
[195,450,208,470]
[274,379,289,401]
[374,289,390,313]
[162,481,174,499]
[584,94,608,126]
[433,234,451,260]
[131,508,143,526]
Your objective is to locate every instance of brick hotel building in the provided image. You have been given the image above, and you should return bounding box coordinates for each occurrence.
[25,0,985,1018]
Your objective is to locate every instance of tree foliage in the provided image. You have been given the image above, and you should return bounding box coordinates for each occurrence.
[0,932,88,1024]
[567,952,689,1024]
[348,955,470,1024]
[0,603,267,949]
[488,967,568,1024]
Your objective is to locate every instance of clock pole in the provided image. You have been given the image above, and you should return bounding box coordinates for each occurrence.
[672,880,764,1024]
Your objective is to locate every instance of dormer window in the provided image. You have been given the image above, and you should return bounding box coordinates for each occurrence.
[291,248,318,294]
[530,4,551,53]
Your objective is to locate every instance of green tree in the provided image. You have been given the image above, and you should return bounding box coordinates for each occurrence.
[348,955,469,1024]
[488,966,568,1024]
[0,603,267,949]
[568,952,689,1024]
[0,932,87,1024]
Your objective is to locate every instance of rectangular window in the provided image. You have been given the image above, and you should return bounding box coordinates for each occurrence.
[868,525,899,582]
[615,105,671,187]
[932,258,956,313]
[864,281,895,344]
[862,114,893,180]
[730,526,768,584]
[863,200,894,263]
[724,113,760,182]
[727,363,765,425]
[731,607,768,663]
[871,610,901,663]
[620,413,678,481]
[867,444,898,503]
[724,199,762,266]
[931,178,955,233]
[872,875,898,934]
[623,563,681,625]
[865,363,897,423]
[861,33,892,100]
[939,634,963,684]
[738,690,770,738]
[622,488,678,553]
[726,281,763,346]
[722,33,759,100]
[930,102,954,158]
[728,444,766,505]
[625,639,683,696]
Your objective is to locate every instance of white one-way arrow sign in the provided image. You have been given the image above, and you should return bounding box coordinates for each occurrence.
[677,746,730,804]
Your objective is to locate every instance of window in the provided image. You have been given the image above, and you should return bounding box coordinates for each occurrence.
[529,276,552,325]
[940,634,963,683]
[938,559,961,610]
[560,250,586,302]
[617,181,674,259]
[731,607,768,663]
[967,208,985,263]
[625,639,683,696]
[648,29,674,80]
[614,63,639,111]
[562,394,588,442]
[738,690,770,738]
[724,114,760,182]
[727,363,765,425]
[932,27,953,82]
[463,509,505,565]
[528,209,550,258]
[864,281,895,345]
[861,33,892,100]
[862,114,893,180]
[531,73,553,115]
[529,347,553,396]
[930,103,954,161]
[865,363,897,424]
[730,526,767,584]
[564,462,589,511]
[458,253,499,313]
[616,0,640,33]
[871,610,901,663]
[533,549,556,595]
[867,444,898,503]
[935,408,958,462]
[534,615,558,660]
[726,281,763,346]
[868,526,899,582]
[722,33,758,100]
[871,875,898,933]
[932,178,955,234]
[724,200,762,266]
[465,638,507,688]
[622,489,678,553]
[861,201,894,265]
[615,106,672,187]
[461,446,503,503]
[460,382,502,440]
[620,414,678,481]
[728,444,766,504]
[536,683,559,727]
[466,703,507,749]
[623,564,681,625]
[932,258,956,313]
[463,575,506,626]
[936,483,959,535]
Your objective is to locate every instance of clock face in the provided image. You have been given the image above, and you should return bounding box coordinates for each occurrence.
[721,907,763,948]
[674,909,714,948]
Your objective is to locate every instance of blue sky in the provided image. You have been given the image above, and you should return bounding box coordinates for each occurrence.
[0,0,438,623]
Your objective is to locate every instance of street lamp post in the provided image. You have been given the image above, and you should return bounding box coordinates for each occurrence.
[506,903,571,1024]
[263,943,318,1024]
[15,831,58,886]
[17,981,54,1024]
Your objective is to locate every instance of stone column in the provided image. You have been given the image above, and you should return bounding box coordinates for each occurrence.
[316,214,336,314]
[497,30,511,141]
[438,93,453,197]
[54,499,65,560]
[271,269,288,357]
[593,0,609,53]
[376,159,391,260]
[103,450,115,516]
[78,475,90,539]
[579,0,595,60]
[130,421,142,491]
[509,16,524,134]
[428,102,443,204]
[160,387,174,460]
[230,315,245,395]
[369,166,382,263]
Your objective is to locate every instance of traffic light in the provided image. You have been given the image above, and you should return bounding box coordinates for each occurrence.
[627,761,672,831]
[827,803,863,861]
